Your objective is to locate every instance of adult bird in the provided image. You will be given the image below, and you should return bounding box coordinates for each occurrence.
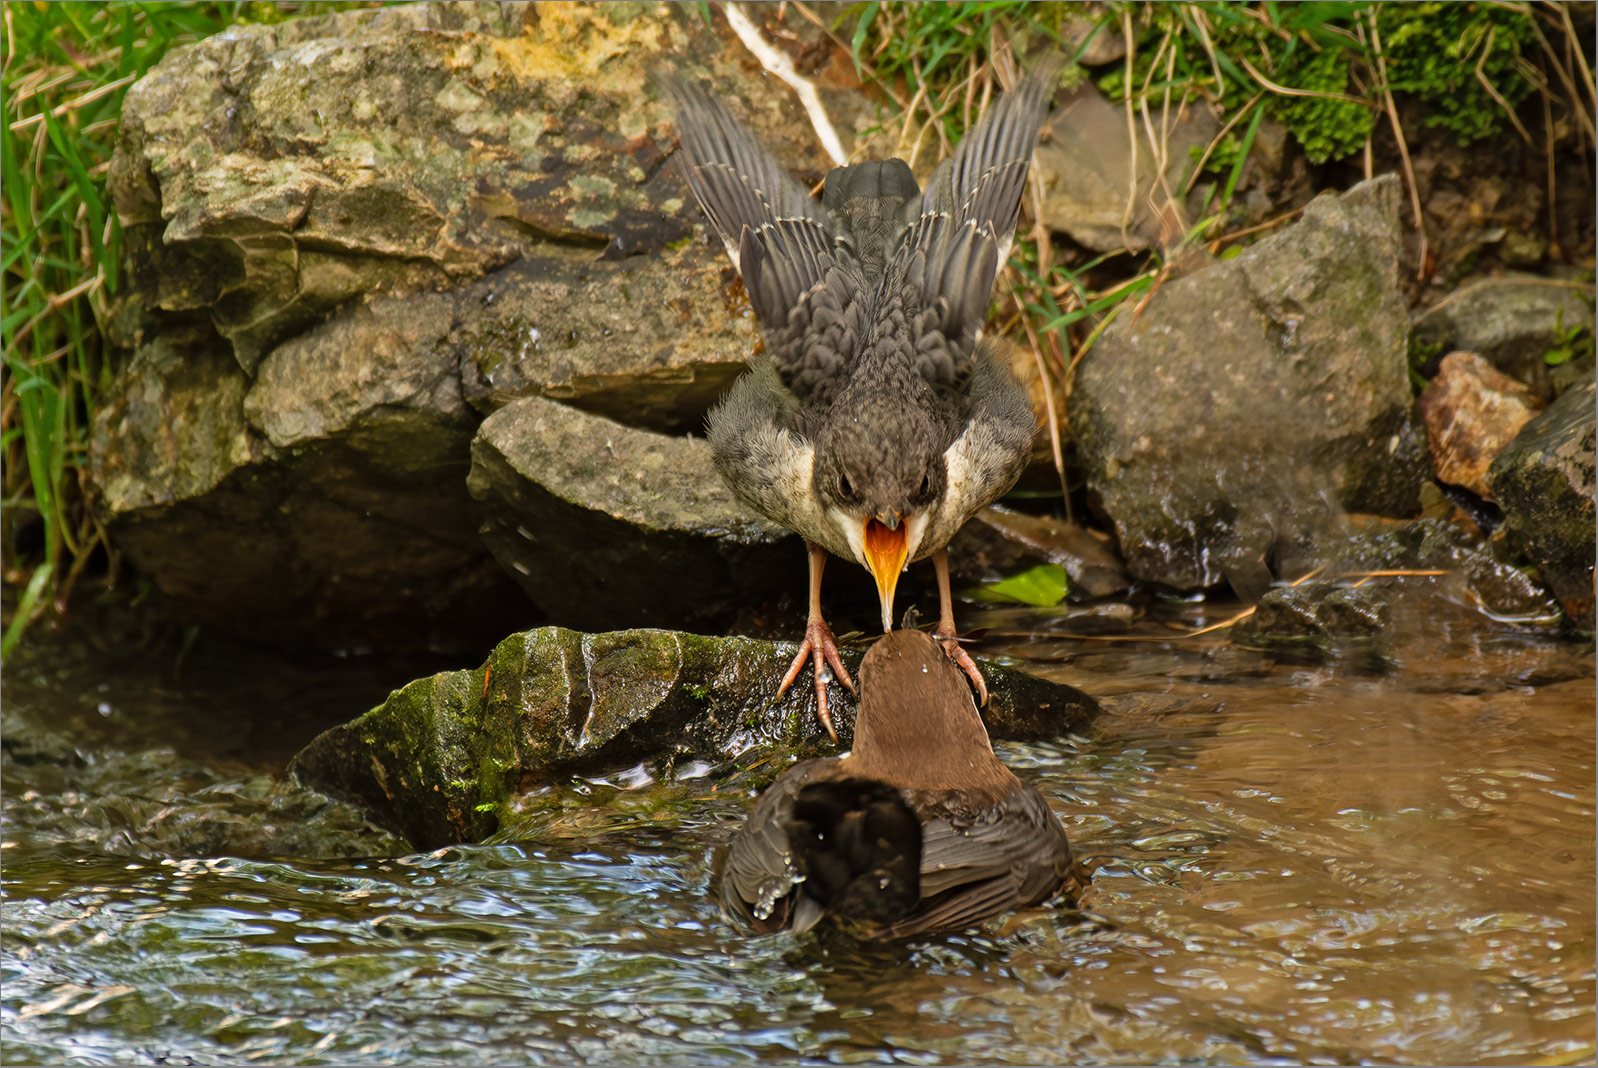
[661,64,1054,740]
[716,628,1076,939]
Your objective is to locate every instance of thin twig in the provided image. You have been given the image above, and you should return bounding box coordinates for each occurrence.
[1117,8,1143,251]
[1239,56,1374,107]
[1544,88,1563,260]
[1189,6,1225,100]
[724,2,847,166]
[1523,3,1596,145]
[1005,276,1070,508]
[1557,1,1597,126]
[1473,27,1533,144]
[1206,204,1305,251]
[5,273,104,355]
[1339,569,1449,578]
[1186,91,1264,194]
[787,1,909,111]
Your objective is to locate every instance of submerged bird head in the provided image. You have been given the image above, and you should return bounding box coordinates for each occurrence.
[813,390,948,632]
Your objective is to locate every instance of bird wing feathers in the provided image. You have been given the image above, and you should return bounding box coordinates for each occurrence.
[661,74,859,408]
[718,758,836,935]
[658,74,828,266]
[879,785,1072,939]
[919,60,1059,268]
[664,64,1054,403]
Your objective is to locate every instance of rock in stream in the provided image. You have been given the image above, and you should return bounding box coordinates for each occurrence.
[1067,175,1428,598]
[289,627,1100,849]
[1410,275,1595,403]
[1489,373,1597,630]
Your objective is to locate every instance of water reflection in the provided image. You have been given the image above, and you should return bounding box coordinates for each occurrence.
[2,607,1593,1065]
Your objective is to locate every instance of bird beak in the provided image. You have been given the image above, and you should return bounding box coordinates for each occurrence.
[863,516,908,632]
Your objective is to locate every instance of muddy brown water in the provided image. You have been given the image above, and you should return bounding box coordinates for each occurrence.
[2,590,1593,1065]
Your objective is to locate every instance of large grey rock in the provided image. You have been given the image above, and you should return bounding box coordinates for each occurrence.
[107,4,772,370]
[1067,175,1426,594]
[468,395,797,630]
[106,2,879,370]
[90,309,529,652]
[1411,276,1595,403]
[89,2,884,649]
[1489,374,1597,629]
[455,245,758,431]
[289,625,1101,848]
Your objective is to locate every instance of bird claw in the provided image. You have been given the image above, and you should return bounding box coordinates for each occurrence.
[776,618,856,743]
[936,628,989,706]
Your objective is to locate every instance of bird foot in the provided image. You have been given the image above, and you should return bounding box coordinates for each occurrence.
[776,618,856,744]
[936,628,989,707]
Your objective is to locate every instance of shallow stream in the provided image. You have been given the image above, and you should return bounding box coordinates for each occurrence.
[3,590,1593,1064]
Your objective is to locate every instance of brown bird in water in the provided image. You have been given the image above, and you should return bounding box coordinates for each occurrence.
[717,628,1075,939]
[661,65,1055,740]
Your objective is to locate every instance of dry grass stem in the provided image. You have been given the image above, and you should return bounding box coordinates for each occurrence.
[1119,7,1140,248]
[1474,27,1534,144]
[1362,11,1428,282]
[1186,91,1265,193]
[1239,56,1373,107]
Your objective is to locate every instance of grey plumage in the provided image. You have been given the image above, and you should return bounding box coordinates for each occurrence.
[665,65,1051,544]
[664,63,1054,717]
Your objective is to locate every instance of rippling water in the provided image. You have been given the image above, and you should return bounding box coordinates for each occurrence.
[3,596,1593,1065]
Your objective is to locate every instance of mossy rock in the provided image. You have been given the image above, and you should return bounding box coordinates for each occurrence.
[289,626,1100,848]
[1489,374,1597,630]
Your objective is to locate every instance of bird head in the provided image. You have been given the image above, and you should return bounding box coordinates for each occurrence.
[813,398,947,632]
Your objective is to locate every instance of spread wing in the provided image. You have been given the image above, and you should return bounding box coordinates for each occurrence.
[663,64,1055,406]
[879,785,1072,939]
[920,60,1058,267]
[897,62,1058,389]
[717,758,835,936]
[659,74,858,408]
[657,73,828,269]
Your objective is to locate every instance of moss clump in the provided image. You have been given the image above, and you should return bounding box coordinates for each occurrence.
[1268,47,1377,165]
[1092,1,1542,170]
[1380,2,1537,147]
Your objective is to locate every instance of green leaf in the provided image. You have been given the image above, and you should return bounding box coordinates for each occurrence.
[979,564,1069,607]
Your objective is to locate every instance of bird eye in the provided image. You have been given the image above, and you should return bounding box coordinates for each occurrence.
[918,472,932,498]
[839,473,854,499]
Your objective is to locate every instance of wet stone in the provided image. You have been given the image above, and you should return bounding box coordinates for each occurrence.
[1489,373,1597,630]
[1233,582,1390,646]
[288,626,1101,849]
[1067,175,1426,594]
[1410,275,1596,404]
[467,395,797,631]
[1329,518,1562,624]
[454,247,758,432]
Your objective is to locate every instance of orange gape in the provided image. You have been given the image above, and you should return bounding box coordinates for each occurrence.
[863,518,909,632]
